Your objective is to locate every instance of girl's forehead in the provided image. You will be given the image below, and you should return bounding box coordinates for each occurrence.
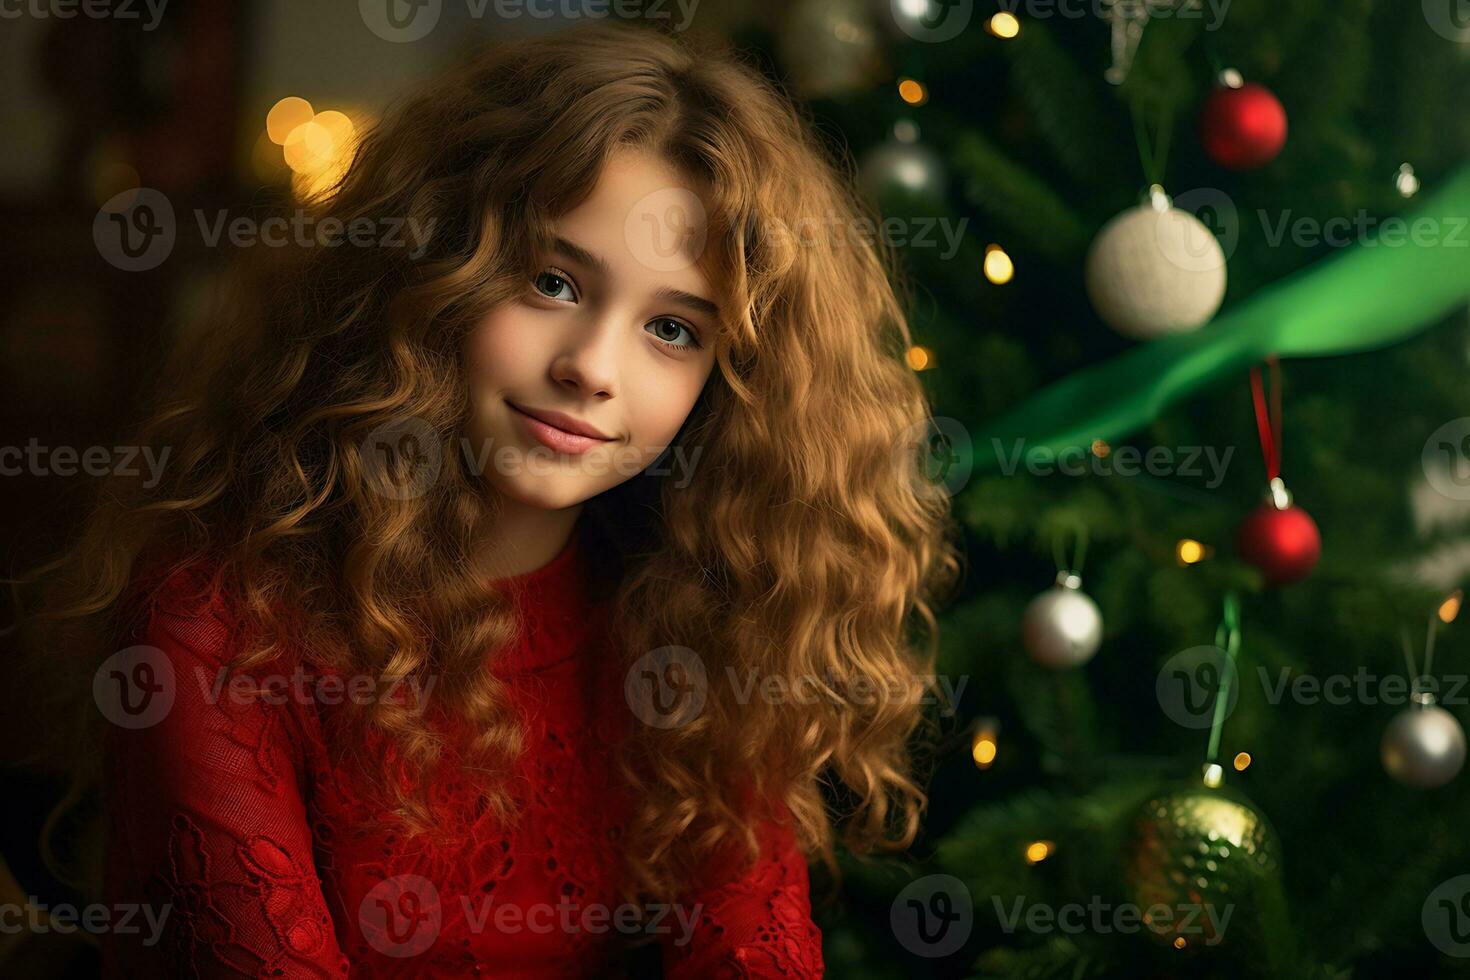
[544,150,726,313]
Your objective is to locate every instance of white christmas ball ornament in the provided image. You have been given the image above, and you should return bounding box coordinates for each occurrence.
[1022,572,1103,669]
[1381,694,1466,789]
[1085,191,1228,340]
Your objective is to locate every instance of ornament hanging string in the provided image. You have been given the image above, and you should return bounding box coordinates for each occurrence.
[1129,96,1174,189]
[1051,523,1089,576]
[1203,41,1225,79]
[1400,612,1441,695]
[1249,355,1283,481]
[1204,591,1241,767]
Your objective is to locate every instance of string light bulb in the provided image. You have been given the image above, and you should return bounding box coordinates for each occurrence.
[897,78,928,106]
[987,12,1020,38]
[905,345,935,371]
[971,717,999,769]
[1176,539,1211,565]
[1024,840,1055,864]
[984,244,1014,284]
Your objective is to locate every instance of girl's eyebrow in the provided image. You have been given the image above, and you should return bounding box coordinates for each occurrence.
[552,235,721,319]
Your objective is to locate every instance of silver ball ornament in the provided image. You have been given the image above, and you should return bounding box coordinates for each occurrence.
[1022,572,1103,669]
[1381,695,1466,789]
[858,137,948,203]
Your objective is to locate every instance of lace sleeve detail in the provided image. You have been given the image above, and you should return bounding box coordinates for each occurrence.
[100,575,349,979]
[661,802,824,979]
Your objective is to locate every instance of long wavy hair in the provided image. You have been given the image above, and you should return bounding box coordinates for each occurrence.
[6,21,963,911]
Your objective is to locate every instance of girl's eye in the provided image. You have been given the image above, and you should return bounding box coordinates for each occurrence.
[646,317,702,352]
[531,269,577,302]
[531,267,702,354]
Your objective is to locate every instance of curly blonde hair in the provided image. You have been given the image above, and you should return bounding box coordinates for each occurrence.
[7,21,963,911]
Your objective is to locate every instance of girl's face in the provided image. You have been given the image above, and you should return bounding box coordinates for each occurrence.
[463,148,720,512]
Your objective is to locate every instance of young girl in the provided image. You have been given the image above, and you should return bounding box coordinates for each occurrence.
[11,21,961,978]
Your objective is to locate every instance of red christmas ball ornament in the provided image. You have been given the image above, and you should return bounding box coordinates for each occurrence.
[1199,76,1288,170]
[1236,480,1320,585]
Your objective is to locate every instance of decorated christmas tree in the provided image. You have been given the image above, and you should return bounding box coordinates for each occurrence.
[696,1,1470,976]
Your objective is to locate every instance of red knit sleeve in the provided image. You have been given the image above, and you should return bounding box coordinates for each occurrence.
[100,572,349,978]
[661,798,825,979]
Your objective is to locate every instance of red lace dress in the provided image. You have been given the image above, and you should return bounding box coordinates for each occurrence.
[100,525,824,978]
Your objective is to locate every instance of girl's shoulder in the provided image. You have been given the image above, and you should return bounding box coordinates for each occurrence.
[124,551,257,671]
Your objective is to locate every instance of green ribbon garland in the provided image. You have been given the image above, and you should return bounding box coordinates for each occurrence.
[970,163,1470,472]
[1205,591,1241,770]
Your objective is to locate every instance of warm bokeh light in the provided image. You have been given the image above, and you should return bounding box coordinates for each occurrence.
[1024,840,1054,864]
[983,244,1014,284]
[897,78,927,106]
[266,96,314,145]
[1091,439,1110,458]
[283,119,335,174]
[971,720,998,769]
[1176,539,1206,564]
[313,110,356,146]
[1439,589,1462,623]
[988,12,1020,38]
[267,106,369,203]
[905,345,934,371]
[1234,751,1252,771]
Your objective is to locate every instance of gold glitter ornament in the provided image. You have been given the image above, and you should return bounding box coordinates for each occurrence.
[1123,780,1283,950]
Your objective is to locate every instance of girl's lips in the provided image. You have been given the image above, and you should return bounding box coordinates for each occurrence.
[508,402,611,455]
